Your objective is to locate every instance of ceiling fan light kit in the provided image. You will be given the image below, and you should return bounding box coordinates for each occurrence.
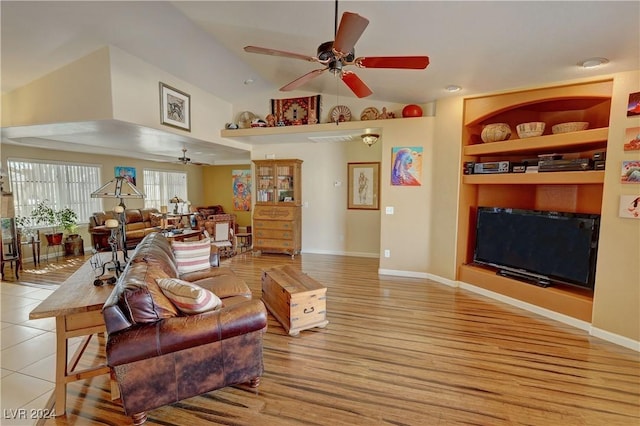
[243,1,429,99]
[361,133,379,147]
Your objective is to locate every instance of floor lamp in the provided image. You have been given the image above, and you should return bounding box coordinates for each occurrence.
[90,176,145,259]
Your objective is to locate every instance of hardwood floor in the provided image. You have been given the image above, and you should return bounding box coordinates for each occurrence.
[11,251,640,425]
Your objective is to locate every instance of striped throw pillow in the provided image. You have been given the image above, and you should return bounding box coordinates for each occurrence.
[156,278,222,314]
[171,237,211,274]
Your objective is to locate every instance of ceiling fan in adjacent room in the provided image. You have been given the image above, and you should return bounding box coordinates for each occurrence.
[243,0,429,98]
[175,148,205,165]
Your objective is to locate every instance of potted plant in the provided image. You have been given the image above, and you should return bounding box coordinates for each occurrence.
[30,199,63,245]
[58,207,84,256]
[15,215,37,241]
[57,207,79,236]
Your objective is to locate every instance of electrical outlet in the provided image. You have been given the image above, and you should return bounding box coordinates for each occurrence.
[384,249,391,258]
[385,206,394,215]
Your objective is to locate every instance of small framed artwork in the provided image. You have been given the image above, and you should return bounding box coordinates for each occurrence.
[115,166,136,186]
[348,162,380,210]
[160,82,191,131]
[619,195,640,219]
[624,127,640,151]
[627,91,640,117]
[621,160,640,183]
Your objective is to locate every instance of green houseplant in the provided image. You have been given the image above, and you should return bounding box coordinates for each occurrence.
[57,207,79,235]
[29,200,79,246]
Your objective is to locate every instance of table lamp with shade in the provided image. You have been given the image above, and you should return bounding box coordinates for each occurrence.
[169,196,183,214]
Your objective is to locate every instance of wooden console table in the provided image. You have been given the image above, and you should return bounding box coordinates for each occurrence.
[29,252,122,417]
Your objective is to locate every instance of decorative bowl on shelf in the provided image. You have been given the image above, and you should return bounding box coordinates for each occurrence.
[516,122,545,138]
[481,123,512,143]
[551,121,589,134]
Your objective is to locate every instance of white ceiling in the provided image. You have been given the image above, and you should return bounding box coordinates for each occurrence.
[1,1,639,164]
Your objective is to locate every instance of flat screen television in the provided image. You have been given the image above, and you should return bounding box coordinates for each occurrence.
[472,207,600,290]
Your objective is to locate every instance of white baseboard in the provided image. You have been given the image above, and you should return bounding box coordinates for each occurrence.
[301,249,379,258]
[377,269,458,288]
[590,326,640,352]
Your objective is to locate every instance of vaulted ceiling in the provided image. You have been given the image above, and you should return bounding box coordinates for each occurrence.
[2,1,638,164]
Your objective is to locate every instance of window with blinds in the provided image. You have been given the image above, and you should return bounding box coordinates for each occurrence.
[143,169,187,210]
[7,159,102,223]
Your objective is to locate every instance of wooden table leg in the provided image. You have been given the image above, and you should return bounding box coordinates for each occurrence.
[54,316,68,417]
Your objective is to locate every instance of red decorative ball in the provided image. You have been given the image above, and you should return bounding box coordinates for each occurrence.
[402,104,423,118]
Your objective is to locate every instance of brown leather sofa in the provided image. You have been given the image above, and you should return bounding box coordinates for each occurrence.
[102,232,267,425]
[88,208,162,251]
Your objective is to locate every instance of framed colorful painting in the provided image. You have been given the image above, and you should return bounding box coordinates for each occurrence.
[232,169,252,211]
[115,166,136,186]
[391,147,423,186]
[347,162,380,210]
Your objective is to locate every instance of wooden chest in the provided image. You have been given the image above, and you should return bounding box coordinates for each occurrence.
[261,265,328,336]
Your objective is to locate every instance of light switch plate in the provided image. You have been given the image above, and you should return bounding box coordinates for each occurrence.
[385,206,394,215]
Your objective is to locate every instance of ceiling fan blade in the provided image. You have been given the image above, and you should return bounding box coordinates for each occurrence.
[280,68,327,92]
[341,71,373,98]
[356,56,430,69]
[244,46,317,62]
[333,12,369,56]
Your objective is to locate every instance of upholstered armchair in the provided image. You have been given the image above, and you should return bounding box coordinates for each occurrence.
[202,215,237,258]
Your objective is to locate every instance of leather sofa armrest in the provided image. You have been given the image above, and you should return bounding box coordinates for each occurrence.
[106,299,267,367]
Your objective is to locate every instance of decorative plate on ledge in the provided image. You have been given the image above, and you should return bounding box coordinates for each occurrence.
[330,105,351,123]
[361,107,379,120]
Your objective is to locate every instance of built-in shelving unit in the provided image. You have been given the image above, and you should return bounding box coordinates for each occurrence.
[456,79,613,322]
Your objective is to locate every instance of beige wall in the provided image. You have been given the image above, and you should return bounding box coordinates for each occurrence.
[249,132,384,256]
[378,117,434,272]
[201,164,252,227]
[429,96,464,281]
[591,70,640,342]
[1,47,113,126]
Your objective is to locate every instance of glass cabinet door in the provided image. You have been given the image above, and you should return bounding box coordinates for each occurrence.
[256,163,275,203]
[276,164,295,203]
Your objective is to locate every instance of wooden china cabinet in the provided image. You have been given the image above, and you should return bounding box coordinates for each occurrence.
[252,159,303,257]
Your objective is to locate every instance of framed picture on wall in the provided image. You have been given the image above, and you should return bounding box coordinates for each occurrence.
[347,162,380,210]
[391,146,423,186]
[160,82,191,131]
[115,166,136,186]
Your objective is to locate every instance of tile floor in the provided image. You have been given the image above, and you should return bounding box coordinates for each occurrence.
[0,282,81,426]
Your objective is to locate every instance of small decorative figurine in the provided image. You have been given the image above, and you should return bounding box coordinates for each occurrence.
[265,114,276,127]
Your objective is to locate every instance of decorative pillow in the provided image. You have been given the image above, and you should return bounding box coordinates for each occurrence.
[150,212,163,227]
[171,237,211,274]
[156,277,222,314]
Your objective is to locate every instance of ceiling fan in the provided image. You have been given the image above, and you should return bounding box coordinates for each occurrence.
[243,0,429,98]
[176,148,205,165]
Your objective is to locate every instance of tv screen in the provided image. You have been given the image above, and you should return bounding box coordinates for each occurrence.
[473,207,600,290]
